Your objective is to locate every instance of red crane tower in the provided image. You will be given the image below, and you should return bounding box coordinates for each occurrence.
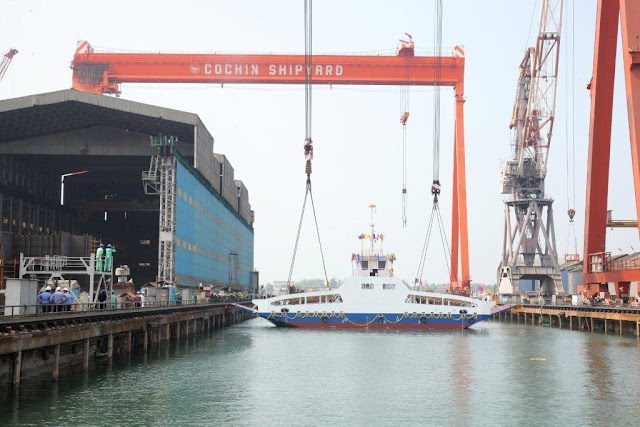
[0,48,18,84]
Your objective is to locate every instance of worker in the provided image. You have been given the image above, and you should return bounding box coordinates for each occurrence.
[62,287,74,312]
[37,286,53,313]
[96,243,105,272]
[110,291,117,309]
[51,286,68,312]
[104,243,116,272]
[97,288,107,310]
[192,291,198,304]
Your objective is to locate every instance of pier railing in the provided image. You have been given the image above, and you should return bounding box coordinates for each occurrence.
[0,298,253,319]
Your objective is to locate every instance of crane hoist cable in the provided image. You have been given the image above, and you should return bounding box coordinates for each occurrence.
[564,0,578,259]
[400,41,411,227]
[415,0,451,286]
[287,0,330,292]
[431,0,443,201]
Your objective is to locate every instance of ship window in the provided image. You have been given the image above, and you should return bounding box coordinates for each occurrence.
[361,283,374,290]
[279,297,303,305]
[361,261,369,269]
[327,294,343,303]
[271,300,282,306]
[442,298,477,308]
[378,260,386,269]
[307,296,320,304]
[383,283,395,290]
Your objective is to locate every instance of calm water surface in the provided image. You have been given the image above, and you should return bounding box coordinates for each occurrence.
[1,318,640,426]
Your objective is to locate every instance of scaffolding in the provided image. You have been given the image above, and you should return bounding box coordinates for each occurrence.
[18,253,112,303]
[143,136,177,284]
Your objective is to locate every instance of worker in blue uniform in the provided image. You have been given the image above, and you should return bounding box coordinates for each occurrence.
[37,286,53,313]
[96,243,105,272]
[105,243,116,272]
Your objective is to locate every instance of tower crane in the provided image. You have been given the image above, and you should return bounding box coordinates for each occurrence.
[498,0,564,297]
[0,48,18,85]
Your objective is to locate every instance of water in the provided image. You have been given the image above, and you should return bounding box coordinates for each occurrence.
[1,318,640,426]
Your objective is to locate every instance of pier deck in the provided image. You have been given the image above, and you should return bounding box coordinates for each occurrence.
[0,301,253,386]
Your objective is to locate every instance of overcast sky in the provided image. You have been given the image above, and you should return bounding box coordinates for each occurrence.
[0,0,637,286]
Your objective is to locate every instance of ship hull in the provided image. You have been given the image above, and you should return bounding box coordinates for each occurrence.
[258,312,491,330]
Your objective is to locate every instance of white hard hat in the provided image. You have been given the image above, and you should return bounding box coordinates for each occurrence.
[45,286,52,291]
[55,286,62,292]
[63,287,69,292]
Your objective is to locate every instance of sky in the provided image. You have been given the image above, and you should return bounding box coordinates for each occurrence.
[0,0,637,286]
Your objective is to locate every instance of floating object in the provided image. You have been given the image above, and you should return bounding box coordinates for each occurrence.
[530,357,546,361]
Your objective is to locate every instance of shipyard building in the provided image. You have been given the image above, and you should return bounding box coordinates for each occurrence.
[0,89,254,290]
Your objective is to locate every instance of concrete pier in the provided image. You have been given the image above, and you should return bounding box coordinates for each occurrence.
[0,302,252,385]
[493,304,640,337]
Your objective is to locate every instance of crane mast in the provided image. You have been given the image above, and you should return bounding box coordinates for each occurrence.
[0,49,18,85]
[498,0,564,297]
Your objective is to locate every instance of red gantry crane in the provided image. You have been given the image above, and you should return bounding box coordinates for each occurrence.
[0,48,18,85]
[71,40,472,294]
[581,0,640,299]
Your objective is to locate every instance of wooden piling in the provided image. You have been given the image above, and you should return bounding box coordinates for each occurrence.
[84,339,90,370]
[107,334,114,359]
[13,350,22,385]
[52,344,60,380]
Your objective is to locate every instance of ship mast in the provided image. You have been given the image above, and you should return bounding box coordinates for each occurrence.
[369,203,376,253]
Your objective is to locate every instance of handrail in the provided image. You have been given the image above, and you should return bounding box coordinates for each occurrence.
[0,299,252,319]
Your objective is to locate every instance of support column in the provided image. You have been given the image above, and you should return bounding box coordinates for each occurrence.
[13,350,22,385]
[570,316,573,330]
[52,344,60,380]
[127,331,132,355]
[619,319,623,336]
[84,339,90,370]
[166,323,171,342]
[143,329,148,353]
[176,322,181,340]
[591,317,594,332]
[107,334,114,359]
[605,318,608,333]
[454,83,469,290]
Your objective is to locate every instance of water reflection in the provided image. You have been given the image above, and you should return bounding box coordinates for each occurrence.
[2,321,640,425]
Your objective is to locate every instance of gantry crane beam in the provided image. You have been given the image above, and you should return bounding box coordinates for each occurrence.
[71,42,465,95]
[71,41,470,293]
[582,0,640,297]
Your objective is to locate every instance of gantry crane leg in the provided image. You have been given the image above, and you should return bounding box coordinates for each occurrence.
[582,0,640,296]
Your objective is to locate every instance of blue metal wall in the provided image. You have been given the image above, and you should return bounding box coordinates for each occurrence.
[174,158,254,288]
